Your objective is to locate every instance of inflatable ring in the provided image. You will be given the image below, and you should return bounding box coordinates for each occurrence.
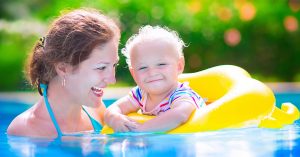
[101,65,299,134]
[259,102,299,128]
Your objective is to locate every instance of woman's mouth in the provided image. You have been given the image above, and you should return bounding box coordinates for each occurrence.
[91,86,103,97]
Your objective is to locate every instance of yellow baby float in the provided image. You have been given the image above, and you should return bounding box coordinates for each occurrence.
[101,65,299,134]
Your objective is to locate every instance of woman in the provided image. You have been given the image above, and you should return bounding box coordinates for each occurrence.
[7,8,120,138]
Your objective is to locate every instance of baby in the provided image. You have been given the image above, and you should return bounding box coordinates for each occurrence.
[104,25,206,133]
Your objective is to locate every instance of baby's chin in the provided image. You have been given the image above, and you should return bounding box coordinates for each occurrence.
[145,87,169,95]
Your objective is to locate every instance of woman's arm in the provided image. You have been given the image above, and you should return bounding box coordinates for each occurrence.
[132,101,196,132]
[86,101,107,125]
[104,96,139,132]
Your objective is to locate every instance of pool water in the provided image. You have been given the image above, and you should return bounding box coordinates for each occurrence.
[1,93,300,156]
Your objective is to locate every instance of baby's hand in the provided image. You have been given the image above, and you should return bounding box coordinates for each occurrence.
[128,122,144,133]
[111,114,139,132]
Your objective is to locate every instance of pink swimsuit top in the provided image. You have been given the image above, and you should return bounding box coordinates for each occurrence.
[127,82,206,116]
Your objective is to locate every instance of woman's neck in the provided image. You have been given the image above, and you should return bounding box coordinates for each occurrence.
[45,80,83,123]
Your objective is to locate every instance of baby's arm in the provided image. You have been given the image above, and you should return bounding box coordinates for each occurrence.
[132,100,196,132]
[104,96,139,132]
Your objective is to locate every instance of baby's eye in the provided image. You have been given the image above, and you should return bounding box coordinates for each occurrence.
[138,66,147,71]
[157,63,167,66]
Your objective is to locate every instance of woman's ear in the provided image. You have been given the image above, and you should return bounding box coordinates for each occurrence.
[54,62,73,77]
[177,56,185,74]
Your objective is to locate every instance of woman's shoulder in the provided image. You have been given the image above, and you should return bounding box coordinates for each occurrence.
[7,107,55,137]
[7,109,35,136]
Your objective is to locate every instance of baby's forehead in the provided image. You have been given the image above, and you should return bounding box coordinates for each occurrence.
[132,39,179,55]
[141,36,174,43]
[128,42,180,67]
[134,38,177,51]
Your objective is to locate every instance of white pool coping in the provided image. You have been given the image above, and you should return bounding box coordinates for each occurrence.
[0,83,299,105]
[0,87,132,105]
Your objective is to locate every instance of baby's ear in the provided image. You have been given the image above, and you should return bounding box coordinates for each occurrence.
[129,67,139,83]
[177,56,185,74]
[129,66,136,78]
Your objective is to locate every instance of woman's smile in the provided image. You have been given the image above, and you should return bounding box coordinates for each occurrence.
[91,86,104,97]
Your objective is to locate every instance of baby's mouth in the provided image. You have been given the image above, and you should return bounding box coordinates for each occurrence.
[147,77,163,83]
[91,86,104,97]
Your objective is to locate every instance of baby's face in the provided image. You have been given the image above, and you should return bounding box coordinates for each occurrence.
[129,40,184,95]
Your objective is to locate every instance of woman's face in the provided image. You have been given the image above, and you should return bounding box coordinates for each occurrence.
[65,38,119,107]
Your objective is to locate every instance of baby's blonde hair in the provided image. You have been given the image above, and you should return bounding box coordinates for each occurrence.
[121,25,186,66]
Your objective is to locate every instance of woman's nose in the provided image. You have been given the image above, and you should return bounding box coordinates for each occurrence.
[104,69,116,85]
[109,75,116,84]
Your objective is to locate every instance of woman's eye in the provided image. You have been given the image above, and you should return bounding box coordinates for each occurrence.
[113,63,119,68]
[97,66,106,70]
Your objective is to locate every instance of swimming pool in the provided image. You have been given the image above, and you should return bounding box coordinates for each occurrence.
[1,93,300,156]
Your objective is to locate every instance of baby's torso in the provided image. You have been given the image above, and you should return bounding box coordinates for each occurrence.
[141,94,172,115]
[128,82,206,116]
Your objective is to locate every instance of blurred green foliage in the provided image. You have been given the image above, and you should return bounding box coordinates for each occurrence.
[0,0,299,91]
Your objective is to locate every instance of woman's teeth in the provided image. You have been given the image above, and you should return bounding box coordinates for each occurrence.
[91,86,103,97]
